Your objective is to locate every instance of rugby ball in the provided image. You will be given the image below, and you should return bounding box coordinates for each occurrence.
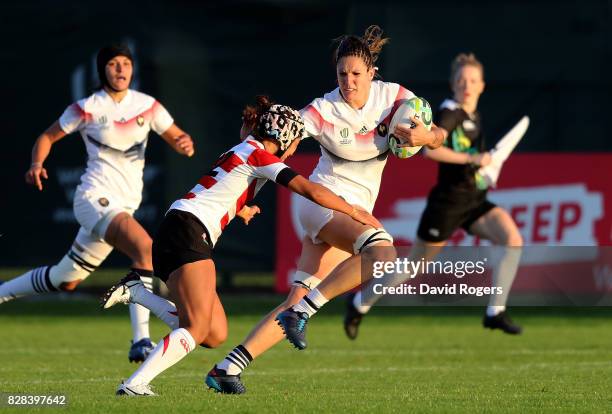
[388,97,433,159]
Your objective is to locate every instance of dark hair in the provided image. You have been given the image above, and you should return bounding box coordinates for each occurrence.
[242,95,274,140]
[333,25,390,69]
[96,44,133,90]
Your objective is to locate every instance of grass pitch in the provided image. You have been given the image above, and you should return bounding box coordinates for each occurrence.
[1,283,612,413]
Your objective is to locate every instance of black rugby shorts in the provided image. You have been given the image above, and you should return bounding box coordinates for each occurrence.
[152,209,213,282]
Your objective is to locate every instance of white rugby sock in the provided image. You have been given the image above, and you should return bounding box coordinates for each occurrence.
[131,286,179,330]
[129,304,151,342]
[292,288,329,317]
[126,328,196,386]
[352,291,372,314]
[216,345,253,375]
[129,274,154,342]
[0,267,56,303]
[487,246,522,315]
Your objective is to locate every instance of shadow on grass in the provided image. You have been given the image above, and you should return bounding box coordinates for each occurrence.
[2,294,612,319]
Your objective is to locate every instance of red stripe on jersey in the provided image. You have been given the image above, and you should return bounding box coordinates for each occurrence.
[303,105,324,131]
[355,130,375,141]
[220,153,244,173]
[182,192,196,199]
[162,334,170,356]
[71,103,93,122]
[113,100,157,128]
[235,180,258,215]
[383,85,413,127]
[219,213,230,231]
[198,175,217,189]
[246,148,281,167]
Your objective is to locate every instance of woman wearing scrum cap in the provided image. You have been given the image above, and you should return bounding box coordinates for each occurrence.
[0,44,195,363]
[205,25,446,394]
[102,95,381,395]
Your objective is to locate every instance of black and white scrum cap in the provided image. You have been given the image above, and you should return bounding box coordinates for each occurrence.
[258,105,305,151]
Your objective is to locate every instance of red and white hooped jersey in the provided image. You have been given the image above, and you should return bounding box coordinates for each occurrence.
[301,80,415,212]
[169,138,290,247]
[59,89,174,209]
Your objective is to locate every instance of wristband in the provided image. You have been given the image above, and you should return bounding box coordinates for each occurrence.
[31,162,42,168]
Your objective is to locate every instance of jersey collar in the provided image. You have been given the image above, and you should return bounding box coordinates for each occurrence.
[245,136,264,149]
[98,88,133,107]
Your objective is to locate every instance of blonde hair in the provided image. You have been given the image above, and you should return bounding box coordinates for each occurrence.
[450,53,484,83]
[333,25,390,68]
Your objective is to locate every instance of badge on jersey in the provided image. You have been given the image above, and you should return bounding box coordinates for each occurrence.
[98,198,110,207]
[137,116,145,127]
[462,119,476,131]
[376,123,388,137]
[339,127,352,145]
[98,115,107,125]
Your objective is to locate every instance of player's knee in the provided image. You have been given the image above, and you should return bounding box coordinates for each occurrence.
[200,328,227,349]
[354,228,396,264]
[353,228,394,255]
[48,246,103,291]
[186,326,208,345]
[182,317,211,344]
[506,231,523,247]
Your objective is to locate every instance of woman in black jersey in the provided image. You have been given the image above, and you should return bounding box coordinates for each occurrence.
[347,53,523,336]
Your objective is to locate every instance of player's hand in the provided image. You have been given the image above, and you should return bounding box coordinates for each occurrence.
[470,152,492,167]
[280,138,301,162]
[395,115,433,147]
[237,205,261,225]
[25,164,48,191]
[350,208,383,229]
[175,134,195,157]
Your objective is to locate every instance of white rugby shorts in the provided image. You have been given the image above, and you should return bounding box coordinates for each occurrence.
[73,188,135,240]
[293,196,334,244]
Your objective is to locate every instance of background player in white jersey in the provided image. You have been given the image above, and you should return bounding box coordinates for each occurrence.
[101,96,381,396]
[345,53,523,337]
[0,44,195,362]
[204,26,447,393]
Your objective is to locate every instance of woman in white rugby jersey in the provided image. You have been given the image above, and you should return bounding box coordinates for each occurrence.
[101,96,381,396]
[203,26,447,394]
[0,44,194,363]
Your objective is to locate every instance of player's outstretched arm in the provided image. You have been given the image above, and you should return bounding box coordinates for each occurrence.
[161,124,195,157]
[286,175,382,229]
[25,121,67,191]
[424,142,491,167]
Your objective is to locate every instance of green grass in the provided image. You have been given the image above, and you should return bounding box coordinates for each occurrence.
[1,290,612,412]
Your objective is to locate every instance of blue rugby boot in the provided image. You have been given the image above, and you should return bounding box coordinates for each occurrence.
[205,366,246,394]
[276,308,309,350]
[128,338,155,363]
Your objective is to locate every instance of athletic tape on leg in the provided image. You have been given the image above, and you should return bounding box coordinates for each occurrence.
[49,232,112,287]
[291,271,321,290]
[353,228,394,255]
